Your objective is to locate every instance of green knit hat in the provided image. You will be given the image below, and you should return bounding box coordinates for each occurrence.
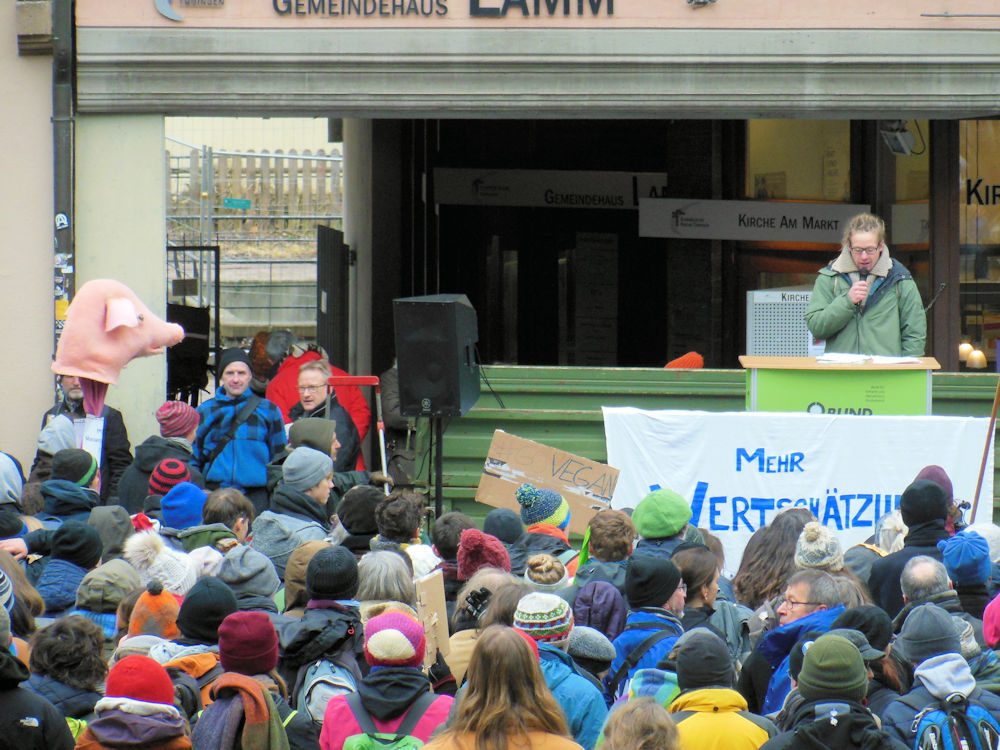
[289,418,337,454]
[797,634,868,703]
[632,488,691,539]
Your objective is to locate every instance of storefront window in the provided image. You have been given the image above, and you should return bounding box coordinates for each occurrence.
[960,120,1000,369]
[745,120,851,202]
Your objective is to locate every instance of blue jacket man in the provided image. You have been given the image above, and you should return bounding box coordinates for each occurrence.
[737,569,846,715]
[604,555,687,703]
[196,348,286,514]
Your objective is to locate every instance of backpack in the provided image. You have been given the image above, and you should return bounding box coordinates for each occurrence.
[342,691,437,750]
[900,692,1000,750]
[167,660,224,723]
[292,642,365,723]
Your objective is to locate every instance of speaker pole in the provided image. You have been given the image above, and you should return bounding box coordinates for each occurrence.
[433,416,444,519]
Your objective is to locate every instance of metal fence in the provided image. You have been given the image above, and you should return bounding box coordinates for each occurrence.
[165,137,344,343]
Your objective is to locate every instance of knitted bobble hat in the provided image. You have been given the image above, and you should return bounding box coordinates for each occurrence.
[794,522,845,572]
[514,591,574,648]
[457,528,511,580]
[128,580,181,639]
[106,655,176,705]
[515,483,570,529]
[364,610,426,668]
[155,401,200,438]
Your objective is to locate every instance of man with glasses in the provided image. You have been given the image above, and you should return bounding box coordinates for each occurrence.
[289,359,362,473]
[737,569,845,715]
[805,212,926,356]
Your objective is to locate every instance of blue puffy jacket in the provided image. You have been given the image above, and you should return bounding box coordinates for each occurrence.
[35,558,88,616]
[604,608,684,703]
[760,606,845,714]
[538,643,608,750]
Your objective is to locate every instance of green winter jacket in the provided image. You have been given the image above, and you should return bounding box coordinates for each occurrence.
[805,247,926,357]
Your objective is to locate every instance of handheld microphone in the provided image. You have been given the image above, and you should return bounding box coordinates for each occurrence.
[857,270,869,309]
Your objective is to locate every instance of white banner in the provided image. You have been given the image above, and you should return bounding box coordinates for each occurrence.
[433,168,668,209]
[603,407,993,572]
[638,199,869,242]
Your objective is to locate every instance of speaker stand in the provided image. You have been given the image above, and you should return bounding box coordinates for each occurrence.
[432,416,444,519]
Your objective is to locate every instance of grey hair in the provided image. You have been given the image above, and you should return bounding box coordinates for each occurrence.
[357,550,417,607]
[901,555,950,602]
[787,568,842,608]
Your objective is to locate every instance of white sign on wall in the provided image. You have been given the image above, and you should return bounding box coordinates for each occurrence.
[433,168,669,209]
[639,199,869,242]
[603,407,992,571]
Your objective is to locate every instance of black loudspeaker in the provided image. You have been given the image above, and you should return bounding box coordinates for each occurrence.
[394,294,480,417]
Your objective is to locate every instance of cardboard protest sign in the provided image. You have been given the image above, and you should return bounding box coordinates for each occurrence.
[414,568,449,667]
[475,430,617,535]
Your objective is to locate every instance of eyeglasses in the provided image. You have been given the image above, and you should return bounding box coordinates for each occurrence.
[850,246,881,256]
[297,385,326,393]
[783,599,820,609]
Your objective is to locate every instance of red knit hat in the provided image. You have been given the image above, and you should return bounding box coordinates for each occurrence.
[364,610,426,668]
[149,458,192,496]
[457,528,511,580]
[156,401,200,438]
[218,611,279,675]
[106,654,175,705]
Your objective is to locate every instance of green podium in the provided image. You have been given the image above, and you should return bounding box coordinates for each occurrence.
[739,356,941,415]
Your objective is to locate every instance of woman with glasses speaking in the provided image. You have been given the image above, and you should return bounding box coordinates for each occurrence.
[805,212,926,357]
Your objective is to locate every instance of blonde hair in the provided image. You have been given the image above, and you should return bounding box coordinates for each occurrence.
[524,554,566,587]
[843,212,886,247]
[448,625,569,750]
[603,697,679,750]
[299,359,332,379]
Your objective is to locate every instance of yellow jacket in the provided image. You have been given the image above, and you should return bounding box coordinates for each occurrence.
[669,687,777,750]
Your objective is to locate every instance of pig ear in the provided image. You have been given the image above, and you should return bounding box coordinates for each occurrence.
[105,297,140,331]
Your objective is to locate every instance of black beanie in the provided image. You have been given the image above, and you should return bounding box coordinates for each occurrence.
[337,486,383,535]
[0,511,25,540]
[483,508,525,544]
[831,605,894,652]
[217,347,251,377]
[676,628,734,690]
[306,546,359,601]
[51,520,103,569]
[625,554,681,609]
[176,577,239,644]
[900,479,949,526]
[51,448,99,486]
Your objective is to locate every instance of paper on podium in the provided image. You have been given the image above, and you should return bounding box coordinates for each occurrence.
[816,353,870,364]
[870,355,923,365]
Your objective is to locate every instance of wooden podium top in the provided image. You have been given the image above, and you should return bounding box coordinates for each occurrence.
[738,356,941,371]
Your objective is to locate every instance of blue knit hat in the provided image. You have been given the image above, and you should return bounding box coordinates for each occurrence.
[938,530,992,585]
[161,481,207,531]
[515,483,570,529]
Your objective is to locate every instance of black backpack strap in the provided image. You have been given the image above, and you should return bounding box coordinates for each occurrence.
[203,395,261,471]
[345,691,436,739]
[394,691,437,738]
[606,629,677,698]
[345,692,379,735]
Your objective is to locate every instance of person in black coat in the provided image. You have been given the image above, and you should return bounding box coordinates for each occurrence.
[868,480,951,619]
[41,375,132,504]
[115,400,205,513]
[0,606,74,750]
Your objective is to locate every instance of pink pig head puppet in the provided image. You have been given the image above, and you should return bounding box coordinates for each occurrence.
[52,280,185,415]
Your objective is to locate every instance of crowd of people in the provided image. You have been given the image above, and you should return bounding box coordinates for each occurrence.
[3,345,1000,749]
